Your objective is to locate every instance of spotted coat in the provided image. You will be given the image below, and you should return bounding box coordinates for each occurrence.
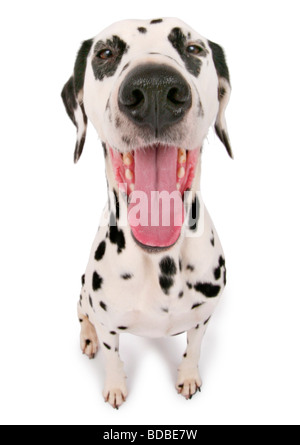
[62,17,232,408]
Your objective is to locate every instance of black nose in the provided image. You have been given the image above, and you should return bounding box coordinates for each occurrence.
[118,64,192,136]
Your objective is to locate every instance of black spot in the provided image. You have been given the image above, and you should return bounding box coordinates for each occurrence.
[118,326,128,330]
[109,217,126,254]
[195,324,200,329]
[81,274,85,286]
[214,256,226,281]
[214,266,221,280]
[150,18,163,24]
[103,342,111,350]
[159,257,177,276]
[92,271,103,291]
[208,40,230,84]
[122,135,131,145]
[89,295,93,308]
[194,282,221,298]
[215,125,233,158]
[113,189,120,220]
[177,384,184,389]
[183,353,187,358]
[161,307,169,313]
[204,317,211,325]
[99,301,107,311]
[74,39,94,95]
[85,339,91,346]
[79,294,82,302]
[197,98,204,117]
[121,273,133,280]
[115,116,121,128]
[218,86,226,100]
[191,302,204,310]
[94,240,106,261]
[102,141,107,158]
[79,318,83,323]
[223,267,227,286]
[115,347,119,352]
[138,27,147,33]
[159,275,174,295]
[168,28,202,77]
[219,256,226,267]
[110,331,117,335]
[121,62,130,73]
[186,281,193,289]
[179,259,182,272]
[186,264,194,272]
[92,36,128,82]
[178,291,184,298]
[189,194,200,231]
[210,230,215,247]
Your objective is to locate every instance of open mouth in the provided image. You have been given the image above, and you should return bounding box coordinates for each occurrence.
[110,144,199,249]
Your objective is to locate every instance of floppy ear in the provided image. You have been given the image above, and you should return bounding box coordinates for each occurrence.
[208,41,233,159]
[61,39,93,163]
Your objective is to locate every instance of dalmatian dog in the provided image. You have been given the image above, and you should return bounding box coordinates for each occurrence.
[61,18,232,409]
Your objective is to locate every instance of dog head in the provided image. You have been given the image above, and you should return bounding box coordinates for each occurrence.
[62,18,232,250]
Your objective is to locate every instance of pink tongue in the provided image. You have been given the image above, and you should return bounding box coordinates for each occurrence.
[128,145,184,247]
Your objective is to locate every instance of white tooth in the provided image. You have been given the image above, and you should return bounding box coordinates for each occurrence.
[125,169,133,180]
[177,167,185,179]
[176,183,181,190]
[129,183,135,192]
[178,148,186,164]
[123,152,133,166]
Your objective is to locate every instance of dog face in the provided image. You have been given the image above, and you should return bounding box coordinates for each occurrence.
[62,18,232,250]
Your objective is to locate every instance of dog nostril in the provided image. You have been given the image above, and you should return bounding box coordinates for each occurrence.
[130,89,144,107]
[120,88,144,108]
[167,87,190,106]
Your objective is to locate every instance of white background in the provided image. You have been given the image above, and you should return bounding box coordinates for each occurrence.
[0,0,300,426]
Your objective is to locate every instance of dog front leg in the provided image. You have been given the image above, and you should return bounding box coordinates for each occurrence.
[176,324,208,399]
[95,325,128,409]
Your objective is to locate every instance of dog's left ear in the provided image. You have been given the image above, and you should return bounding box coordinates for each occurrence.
[61,39,93,163]
[208,41,233,159]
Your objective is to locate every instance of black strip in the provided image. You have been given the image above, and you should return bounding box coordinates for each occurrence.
[74,39,94,95]
[208,40,230,84]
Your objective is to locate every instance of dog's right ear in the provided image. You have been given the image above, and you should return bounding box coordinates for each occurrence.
[61,39,93,163]
[208,40,233,159]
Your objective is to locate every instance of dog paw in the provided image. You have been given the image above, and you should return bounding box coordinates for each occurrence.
[176,366,202,400]
[80,319,99,359]
[103,376,128,409]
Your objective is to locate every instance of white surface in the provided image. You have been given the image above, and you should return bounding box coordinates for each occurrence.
[0,0,300,425]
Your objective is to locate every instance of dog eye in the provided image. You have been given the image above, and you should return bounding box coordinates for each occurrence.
[97,49,114,60]
[186,45,203,55]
